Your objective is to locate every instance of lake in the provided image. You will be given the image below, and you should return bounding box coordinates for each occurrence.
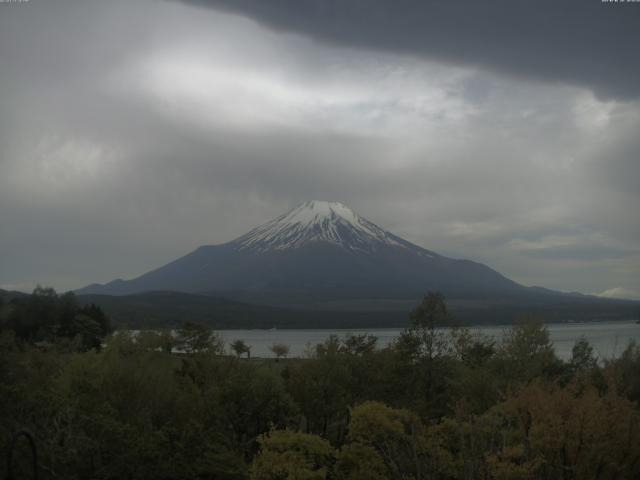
[217,320,640,360]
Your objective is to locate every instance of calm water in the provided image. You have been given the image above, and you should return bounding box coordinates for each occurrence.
[218,320,640,360]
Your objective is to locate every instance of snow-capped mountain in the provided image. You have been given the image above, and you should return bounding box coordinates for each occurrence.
[77,201,525,298]
[235,201,416,253]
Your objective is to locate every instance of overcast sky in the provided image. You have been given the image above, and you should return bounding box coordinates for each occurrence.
[1,0,639,299]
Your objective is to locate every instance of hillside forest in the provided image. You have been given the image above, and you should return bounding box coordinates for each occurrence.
[1,288,640,479]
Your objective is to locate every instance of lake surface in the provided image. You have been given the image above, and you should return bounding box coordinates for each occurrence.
[218,320,640,360]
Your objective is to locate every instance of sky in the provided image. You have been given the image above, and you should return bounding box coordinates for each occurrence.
[0,0,639,299]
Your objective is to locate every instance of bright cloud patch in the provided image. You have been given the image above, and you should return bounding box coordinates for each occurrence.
[598,287,640,301]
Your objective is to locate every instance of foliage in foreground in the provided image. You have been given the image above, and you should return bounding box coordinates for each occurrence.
[1,291,640,479]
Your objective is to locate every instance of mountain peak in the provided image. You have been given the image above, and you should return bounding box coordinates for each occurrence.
[232,200,405,253]
[281,200,358,224]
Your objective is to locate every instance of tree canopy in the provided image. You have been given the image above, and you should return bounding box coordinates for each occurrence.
[1,290,639,479]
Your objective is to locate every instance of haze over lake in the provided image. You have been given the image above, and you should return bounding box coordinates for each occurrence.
[216,320,640,360]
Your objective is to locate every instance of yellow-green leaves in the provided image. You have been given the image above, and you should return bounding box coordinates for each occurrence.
[250,429,334,480]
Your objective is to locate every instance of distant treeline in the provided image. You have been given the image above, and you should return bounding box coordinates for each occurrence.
[1,290,640,479]
[75,291,640,329]
[0,286,112,350]
[2,287,637,331]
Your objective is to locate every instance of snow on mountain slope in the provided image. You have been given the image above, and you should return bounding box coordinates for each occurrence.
[233,200,415,253]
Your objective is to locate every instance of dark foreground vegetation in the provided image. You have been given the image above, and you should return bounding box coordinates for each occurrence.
[2,289,640,479]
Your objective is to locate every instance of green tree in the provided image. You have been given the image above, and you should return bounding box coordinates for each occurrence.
[340,334,377,356]
[397,291,455,361]
[286,338,351,438]
[334,443,387,480]
[5,287,111,351]
[343,401,456,480]
[605,340,640,404]
[250,429,335,480]
[448,329,500,414]
[175,321,223,355]
[270,342,290,361]
[570,336,598,371]
[134,329,175,353]
[77,302,112,335]
[496,317,561,386]
[231,339,251,359]
[217,362,296,452]
[6,286,59,341]
[392,293,457,418]
[452,328,496,367]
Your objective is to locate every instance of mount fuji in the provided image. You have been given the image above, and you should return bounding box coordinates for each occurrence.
[77,201,640,325]
[78,201,530,300]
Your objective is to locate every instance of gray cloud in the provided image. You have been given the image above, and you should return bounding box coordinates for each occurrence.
[180,0,640,100]
[517,246,635,261]
[0,0,638,300]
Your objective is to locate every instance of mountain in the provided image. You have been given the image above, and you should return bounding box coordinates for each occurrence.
[77,200,527,299]
[0,288,28,303]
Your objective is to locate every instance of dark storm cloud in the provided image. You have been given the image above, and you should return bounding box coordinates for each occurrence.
[180,0,640,99]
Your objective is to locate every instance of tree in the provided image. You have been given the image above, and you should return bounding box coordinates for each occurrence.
[605,340,640,404]
[134,330,174,353]
[175,321,223,355]
[410,292,453,328]
[7,286,59,341]
[344,401,446,480]
[286,342,352,438]
[492,381,640,479]
[250,429,335,480]
[231,339,251,359]
[341,334,377,356]
[77,303,112,336]
[47,337,248,479]
[452,328,496,367]
[449,329,500,414]
[61,302,112,351]
[270,343,290,361]
[570,336,598,371]
[218,363,296,451]
[334,443,387,480]
[496,317,561,386]
[399,291,455,361]
[392,292,457,418]
[5,287,111,351]
[68,314,103,351]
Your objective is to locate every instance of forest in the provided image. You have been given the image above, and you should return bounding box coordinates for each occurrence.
[1,288,640,479]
